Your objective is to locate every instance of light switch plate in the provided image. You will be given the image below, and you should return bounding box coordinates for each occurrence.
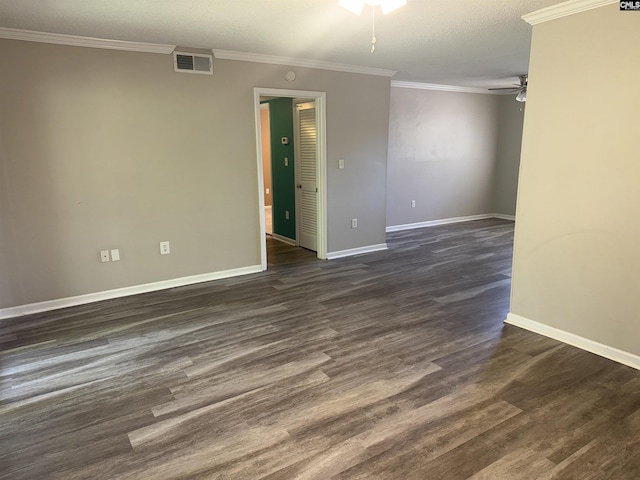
[110,249,120,262]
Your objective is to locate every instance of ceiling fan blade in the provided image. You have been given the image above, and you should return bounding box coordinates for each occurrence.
[380,0,407,14]
[339,0,365,15]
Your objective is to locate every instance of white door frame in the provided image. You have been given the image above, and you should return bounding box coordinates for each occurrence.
[253,87,328,270]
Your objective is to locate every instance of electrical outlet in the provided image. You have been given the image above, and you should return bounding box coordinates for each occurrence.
[285,210,290,220]
[266,188,270,195]
[351,218,358,229]
[110,249,120,262]
[411,200,416,208]
[100,250,110,263]
[160,241,170,255]
[284,157,289,167]
[339,159,345,169]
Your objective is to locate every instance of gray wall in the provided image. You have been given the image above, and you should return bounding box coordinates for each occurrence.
[0,39,390,309]
[493,96,525,217]
[386,87,501,227]
[326,77,389,250]
[510,4,640,355]
[386,87,523,227]
[0,136,14,307]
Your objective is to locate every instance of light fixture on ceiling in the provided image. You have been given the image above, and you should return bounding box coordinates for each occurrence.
[488,75,528,103]
[339,0,407,15]
[339,0,407,53]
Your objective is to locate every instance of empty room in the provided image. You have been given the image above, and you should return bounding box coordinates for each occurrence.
[1,0,639,478]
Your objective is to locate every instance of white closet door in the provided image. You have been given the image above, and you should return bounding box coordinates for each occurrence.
[295,102,317,252]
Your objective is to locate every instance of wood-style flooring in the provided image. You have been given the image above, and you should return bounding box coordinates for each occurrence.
[1,219,640,479]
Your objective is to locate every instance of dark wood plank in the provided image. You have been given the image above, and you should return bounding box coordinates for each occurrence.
[1,219,639,479]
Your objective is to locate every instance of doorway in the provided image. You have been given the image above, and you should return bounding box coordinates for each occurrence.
[253,88,327,270]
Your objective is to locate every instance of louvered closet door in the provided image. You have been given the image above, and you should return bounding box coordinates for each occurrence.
[295,103,317,252]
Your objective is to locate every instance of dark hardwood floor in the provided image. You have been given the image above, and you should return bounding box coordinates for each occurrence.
[266,236,318,267]
[1,218,639,479]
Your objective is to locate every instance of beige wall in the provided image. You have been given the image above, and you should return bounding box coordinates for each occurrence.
[510,4,640,355]
[386,87,500,227]
[0,39,390,309]
[260,106,272,207]
[493,96,524,216]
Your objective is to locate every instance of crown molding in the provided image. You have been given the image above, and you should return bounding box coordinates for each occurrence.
[0,28,176,54]
[522,0,617,25]
[213,49,397,77]
[391,80,497,95]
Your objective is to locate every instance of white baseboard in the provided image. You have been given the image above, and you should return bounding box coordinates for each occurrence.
[271,234,296,246]
[493,213,516,221]
[327,243,388,260]
[386,214,492,232]
[505,313,640,371]
[0,265,263,320]
[386,213,514,232]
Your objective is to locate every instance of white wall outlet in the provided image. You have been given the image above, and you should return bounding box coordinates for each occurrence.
[160,241,170,255]
[339,159,345,169]
[284,157,289,167]
[285,210,290,220]
[411,200,416,208]
[266,188,270,195]
[100,250,110,263]
[110,249,120,262]
[351,218,358,229]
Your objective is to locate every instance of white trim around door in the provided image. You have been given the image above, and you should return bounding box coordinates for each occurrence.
[253,87,328,270]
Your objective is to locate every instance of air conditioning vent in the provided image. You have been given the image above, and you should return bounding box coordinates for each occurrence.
[173,52,213,75]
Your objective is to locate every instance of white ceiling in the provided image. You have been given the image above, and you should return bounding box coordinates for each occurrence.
[0,0,566,88]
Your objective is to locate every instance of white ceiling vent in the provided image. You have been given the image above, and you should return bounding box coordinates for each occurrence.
[173,52,213,75]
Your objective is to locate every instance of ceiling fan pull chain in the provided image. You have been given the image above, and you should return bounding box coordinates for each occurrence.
[371,6,377,53]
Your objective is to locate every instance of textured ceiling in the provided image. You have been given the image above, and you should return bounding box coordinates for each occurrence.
[0,0,566,88]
